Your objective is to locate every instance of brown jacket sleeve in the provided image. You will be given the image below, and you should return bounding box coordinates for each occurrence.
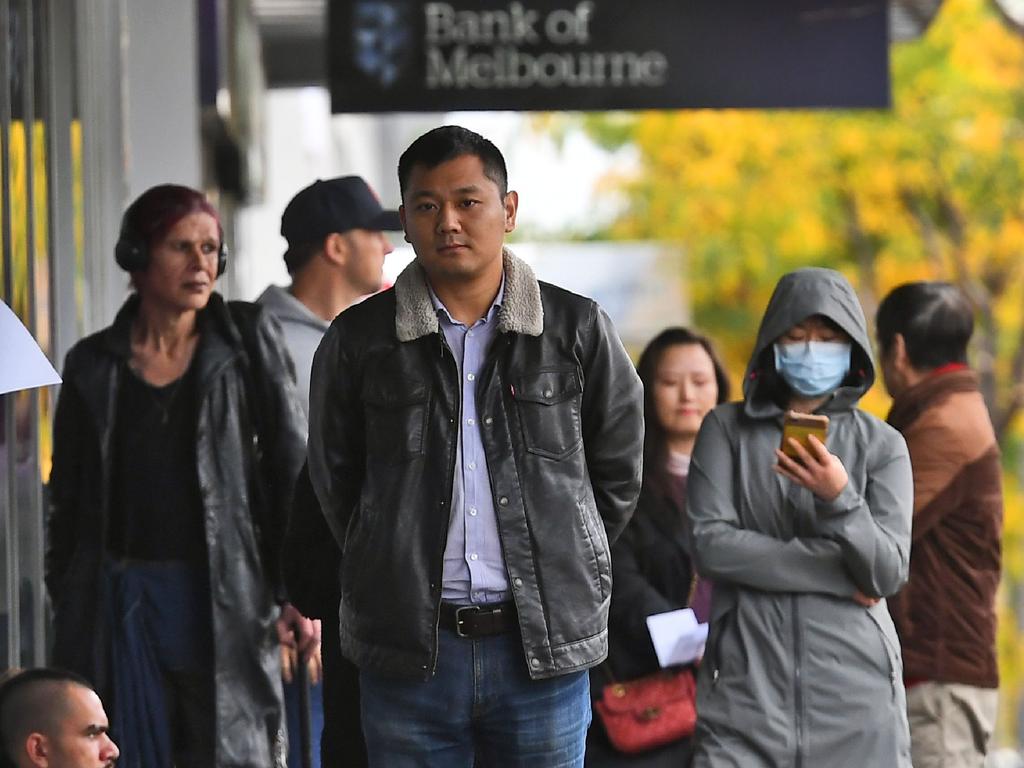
[903,390,997,540]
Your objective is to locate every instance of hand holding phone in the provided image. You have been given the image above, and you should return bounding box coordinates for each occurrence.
[775,410,848,501]
[779,411,829,458]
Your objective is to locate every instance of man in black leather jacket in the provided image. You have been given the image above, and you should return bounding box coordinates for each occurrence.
[307,125,644,766]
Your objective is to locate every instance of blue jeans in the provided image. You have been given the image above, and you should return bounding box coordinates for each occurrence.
[360,629,590,767]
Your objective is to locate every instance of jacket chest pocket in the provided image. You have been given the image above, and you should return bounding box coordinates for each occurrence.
[362,378,430,464]
[513,368,583,460]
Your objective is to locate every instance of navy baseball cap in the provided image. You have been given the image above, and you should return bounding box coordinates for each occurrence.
[281,176,401,268]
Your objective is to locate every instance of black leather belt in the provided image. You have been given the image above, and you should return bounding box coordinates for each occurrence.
[439,601,517,639]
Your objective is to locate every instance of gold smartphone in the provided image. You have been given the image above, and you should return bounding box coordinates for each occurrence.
[780,411,829,458]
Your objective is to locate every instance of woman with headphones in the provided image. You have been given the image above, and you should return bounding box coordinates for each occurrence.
[46,185,307,767]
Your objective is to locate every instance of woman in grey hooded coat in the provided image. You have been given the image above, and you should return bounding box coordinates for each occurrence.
[686,268,913,767]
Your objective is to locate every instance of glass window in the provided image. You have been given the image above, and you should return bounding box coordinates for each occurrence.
[0,0,57,669]
[9,0,33,671]
[21,0,52,668]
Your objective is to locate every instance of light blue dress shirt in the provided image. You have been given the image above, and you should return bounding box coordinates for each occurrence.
[429,278,511,606]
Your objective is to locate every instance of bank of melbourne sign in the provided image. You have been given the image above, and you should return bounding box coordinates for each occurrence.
[328,1,889,112]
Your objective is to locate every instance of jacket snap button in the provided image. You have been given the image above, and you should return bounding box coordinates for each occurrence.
[543,389,553,397]
[498,497,509,506]
[513,577,523,588]
[484,417,493,425]
[530,658,540,667]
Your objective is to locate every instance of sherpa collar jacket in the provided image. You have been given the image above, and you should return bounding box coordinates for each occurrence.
[307,249,644,681]
[886,368,1003,688]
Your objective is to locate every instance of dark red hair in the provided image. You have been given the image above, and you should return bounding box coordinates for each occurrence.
[123,184,221,249]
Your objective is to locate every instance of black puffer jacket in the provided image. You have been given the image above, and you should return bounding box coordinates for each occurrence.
[307,250,645,681]
[46,293,307,767]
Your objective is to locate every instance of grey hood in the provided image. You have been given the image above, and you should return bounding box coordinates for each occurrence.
[256,284,328,334]
[743,267,875,418]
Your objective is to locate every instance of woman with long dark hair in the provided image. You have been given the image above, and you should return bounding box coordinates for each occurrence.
[586,327,730,767]
[46,184,306,767]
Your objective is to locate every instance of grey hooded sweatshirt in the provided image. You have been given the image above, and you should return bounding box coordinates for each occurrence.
[256,284,329,420]
[687,268,912,768]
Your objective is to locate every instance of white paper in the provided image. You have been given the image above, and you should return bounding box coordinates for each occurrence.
[646,608,709,668]
[0,300,61,395]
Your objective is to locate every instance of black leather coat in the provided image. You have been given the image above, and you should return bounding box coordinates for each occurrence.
[46,293,307,767]
[605,482,695,681]
[307,251,645,681]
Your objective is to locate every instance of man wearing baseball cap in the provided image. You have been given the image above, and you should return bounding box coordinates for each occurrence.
[259,176,399,768]
[259,176,399,417]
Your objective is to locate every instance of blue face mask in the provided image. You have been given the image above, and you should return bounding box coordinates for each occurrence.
[773,340,852,397]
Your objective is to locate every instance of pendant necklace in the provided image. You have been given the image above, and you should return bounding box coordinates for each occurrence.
[128,360,189,426]
[149,374,187,425]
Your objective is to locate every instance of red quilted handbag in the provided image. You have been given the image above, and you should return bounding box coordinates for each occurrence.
[593,667,697,754]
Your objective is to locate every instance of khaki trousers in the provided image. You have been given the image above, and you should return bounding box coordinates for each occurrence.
[907,681,998,768]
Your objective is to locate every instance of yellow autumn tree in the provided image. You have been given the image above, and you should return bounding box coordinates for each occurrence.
[566,0,1024,746]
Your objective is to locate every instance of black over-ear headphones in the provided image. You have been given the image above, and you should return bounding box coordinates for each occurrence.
[114,202,228,276]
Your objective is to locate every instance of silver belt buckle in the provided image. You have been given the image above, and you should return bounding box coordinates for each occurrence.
[454,605,480,638]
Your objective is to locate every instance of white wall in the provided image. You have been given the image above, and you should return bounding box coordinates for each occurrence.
[122,0,203,198]
[233,89,435,300]
[75,0,206,331]
[75,0,128,331]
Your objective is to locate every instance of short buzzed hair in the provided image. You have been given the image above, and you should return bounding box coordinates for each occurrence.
[398,125,509,200]
[0,668,94,766]
[876,282,974,370]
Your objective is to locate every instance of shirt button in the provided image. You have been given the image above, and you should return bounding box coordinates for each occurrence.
[467,418,475,426]
[470,553,479,561]
[498,497,509,506]
[468,331,474,337]
[468,461,476,470]
[469,507,478,516]
[467,373,475,381]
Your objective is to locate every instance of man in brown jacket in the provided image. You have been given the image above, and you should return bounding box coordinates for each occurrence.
[877,282,1003,768]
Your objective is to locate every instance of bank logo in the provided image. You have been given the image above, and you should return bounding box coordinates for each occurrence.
[352,1,415,88]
